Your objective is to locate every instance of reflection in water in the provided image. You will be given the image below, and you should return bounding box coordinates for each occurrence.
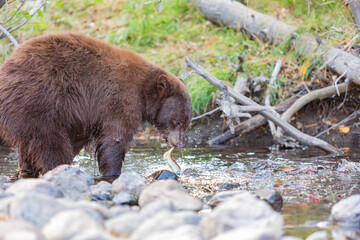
[0,141,360,238]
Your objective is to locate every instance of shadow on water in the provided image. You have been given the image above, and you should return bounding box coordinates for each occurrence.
[1,141,360,238]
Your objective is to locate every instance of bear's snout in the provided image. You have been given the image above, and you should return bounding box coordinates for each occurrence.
[168,130,185,148]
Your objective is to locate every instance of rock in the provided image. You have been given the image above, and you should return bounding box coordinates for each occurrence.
[0,220,44,240]
[90,181,114,201]
[331,194,360,227]
[10,192,68,228]
[140,199,175,218]
[6,178,62,198]
[105,212,144,238]
[282,237,302,240]
[109,205,136,217]
[74,200,112,222]
[200,192,283,239]
[331,227,360,240]
[228,162,248,172]
[306,231,328,240]
[207,191,244,209]
[42,209,101,240]
[255,189,283,212]
[131,211,201,240]
[218,182,240,191]
[181,168,201,177]
[0,175,10,190]
[138,179,202,211]
[212,227,280,240]
[71,229,115,240]
[143,225,202,240]
[113,191,137,206]
[112,171,149,205]
[149,170,179,180]
[42,165,94,201]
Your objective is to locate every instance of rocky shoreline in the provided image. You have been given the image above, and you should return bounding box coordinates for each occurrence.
[0,165,359,240]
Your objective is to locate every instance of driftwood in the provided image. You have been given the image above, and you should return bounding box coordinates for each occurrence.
[195,0,360,85]
[208,95,298,145]
[349,0,360,31]
[186,55,341,154]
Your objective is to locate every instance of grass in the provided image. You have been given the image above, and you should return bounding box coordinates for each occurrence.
[0,0,356,114]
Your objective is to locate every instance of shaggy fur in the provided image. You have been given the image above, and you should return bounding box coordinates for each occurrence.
[0,33,192,176]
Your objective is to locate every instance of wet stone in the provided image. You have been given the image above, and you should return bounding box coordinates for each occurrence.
[218,182,240,191]
[331,194,360,227]
[149,170,179,181]
[228,162,248,172]
[201,191,283,239]
[6,178,62,198]
[138,179,202,211]
[181,168,201,177]
[42,165,94,201]
[90,181,114,201]
[255,188,283,212]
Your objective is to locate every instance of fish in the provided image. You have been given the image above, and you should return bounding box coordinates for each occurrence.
[163,147,181,174]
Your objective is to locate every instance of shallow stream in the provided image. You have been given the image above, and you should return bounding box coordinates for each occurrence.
[1,141,360,238]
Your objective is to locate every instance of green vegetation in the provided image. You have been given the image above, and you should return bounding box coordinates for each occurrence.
[0,0,356,114]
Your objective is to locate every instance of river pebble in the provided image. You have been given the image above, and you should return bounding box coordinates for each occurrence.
[0,220,44,240]
[42,164,94,201]
[90,181,114,200]
[331,194,360,227]
[112,171,149,205]
[42,209,101,239]
[200,191,283,239]
[255,188,283,212]
[5,178,62,198]
[207,190,245,208]
[131,211,201,240]
[105,212,145,238]
[139,179,202,211]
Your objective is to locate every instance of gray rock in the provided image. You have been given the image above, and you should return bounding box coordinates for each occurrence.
[113,191,137,206]
[255,188,283,212]
[212,227,279,240]
[131,211,201,240]
[6,178,62,198]
[42,209,101,240]
[90,181,114,201]
[10,192,68,228]
[105,212,144,238]
[306,231,328,240]
[143,225,202,240]
[74,200,112,222]
[207,190,245,209]
[228,162,248,172]
[140,199,175,218]
[200,192,283,239]
[42,164,94,201]
[331,194,360,227]
[218,182,240,191]
[71,229,115,240]
[0,175,10,190]
[112,171,149,204]
[282,237,302,240]
[331,227,360,240]
[0,220,44,240]
[138,179,202,211]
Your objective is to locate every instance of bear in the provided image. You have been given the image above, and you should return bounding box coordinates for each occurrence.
[0,33,192,177]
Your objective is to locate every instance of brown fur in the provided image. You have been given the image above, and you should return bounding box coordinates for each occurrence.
[0,33,192,176]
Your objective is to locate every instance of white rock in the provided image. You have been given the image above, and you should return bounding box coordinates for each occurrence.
[105,212,144,238]
[71,228,115,240]
[90,181,114,200]
[213,227,280,240]
[6,178,62,198]
[200,192,283,239]
[138,179,202,211]
[306,231,328,240]
[42,209,101,240]
[143,225,202,240]
[331,194,360,227]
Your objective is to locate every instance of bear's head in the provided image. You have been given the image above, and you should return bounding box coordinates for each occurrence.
[154,72,192,148]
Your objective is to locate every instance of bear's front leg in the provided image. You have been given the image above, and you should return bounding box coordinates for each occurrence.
[96,122,136,177]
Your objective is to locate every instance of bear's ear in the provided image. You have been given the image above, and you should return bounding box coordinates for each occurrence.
[157,74,171,97]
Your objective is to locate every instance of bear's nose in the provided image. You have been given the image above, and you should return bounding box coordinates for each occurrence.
[168,130,185,148]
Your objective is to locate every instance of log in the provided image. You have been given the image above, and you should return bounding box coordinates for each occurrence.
[195,0,360,85]
[208,95,298,145]
[186,55,341,154]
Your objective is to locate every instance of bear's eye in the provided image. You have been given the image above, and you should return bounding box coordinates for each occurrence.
[173,120,181,126]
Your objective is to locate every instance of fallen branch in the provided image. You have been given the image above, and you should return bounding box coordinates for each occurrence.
[186,55,341,154]
[192,107,221,121]
[195,0,360,86]
[0,23,18,46]
[208,95,298,145]
[349,0,360,31]
[275,82,354,139]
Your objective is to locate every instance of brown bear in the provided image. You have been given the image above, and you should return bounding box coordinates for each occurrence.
[0,33,192,177]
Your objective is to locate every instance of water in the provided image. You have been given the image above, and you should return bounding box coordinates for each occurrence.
[1,141,360,238]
